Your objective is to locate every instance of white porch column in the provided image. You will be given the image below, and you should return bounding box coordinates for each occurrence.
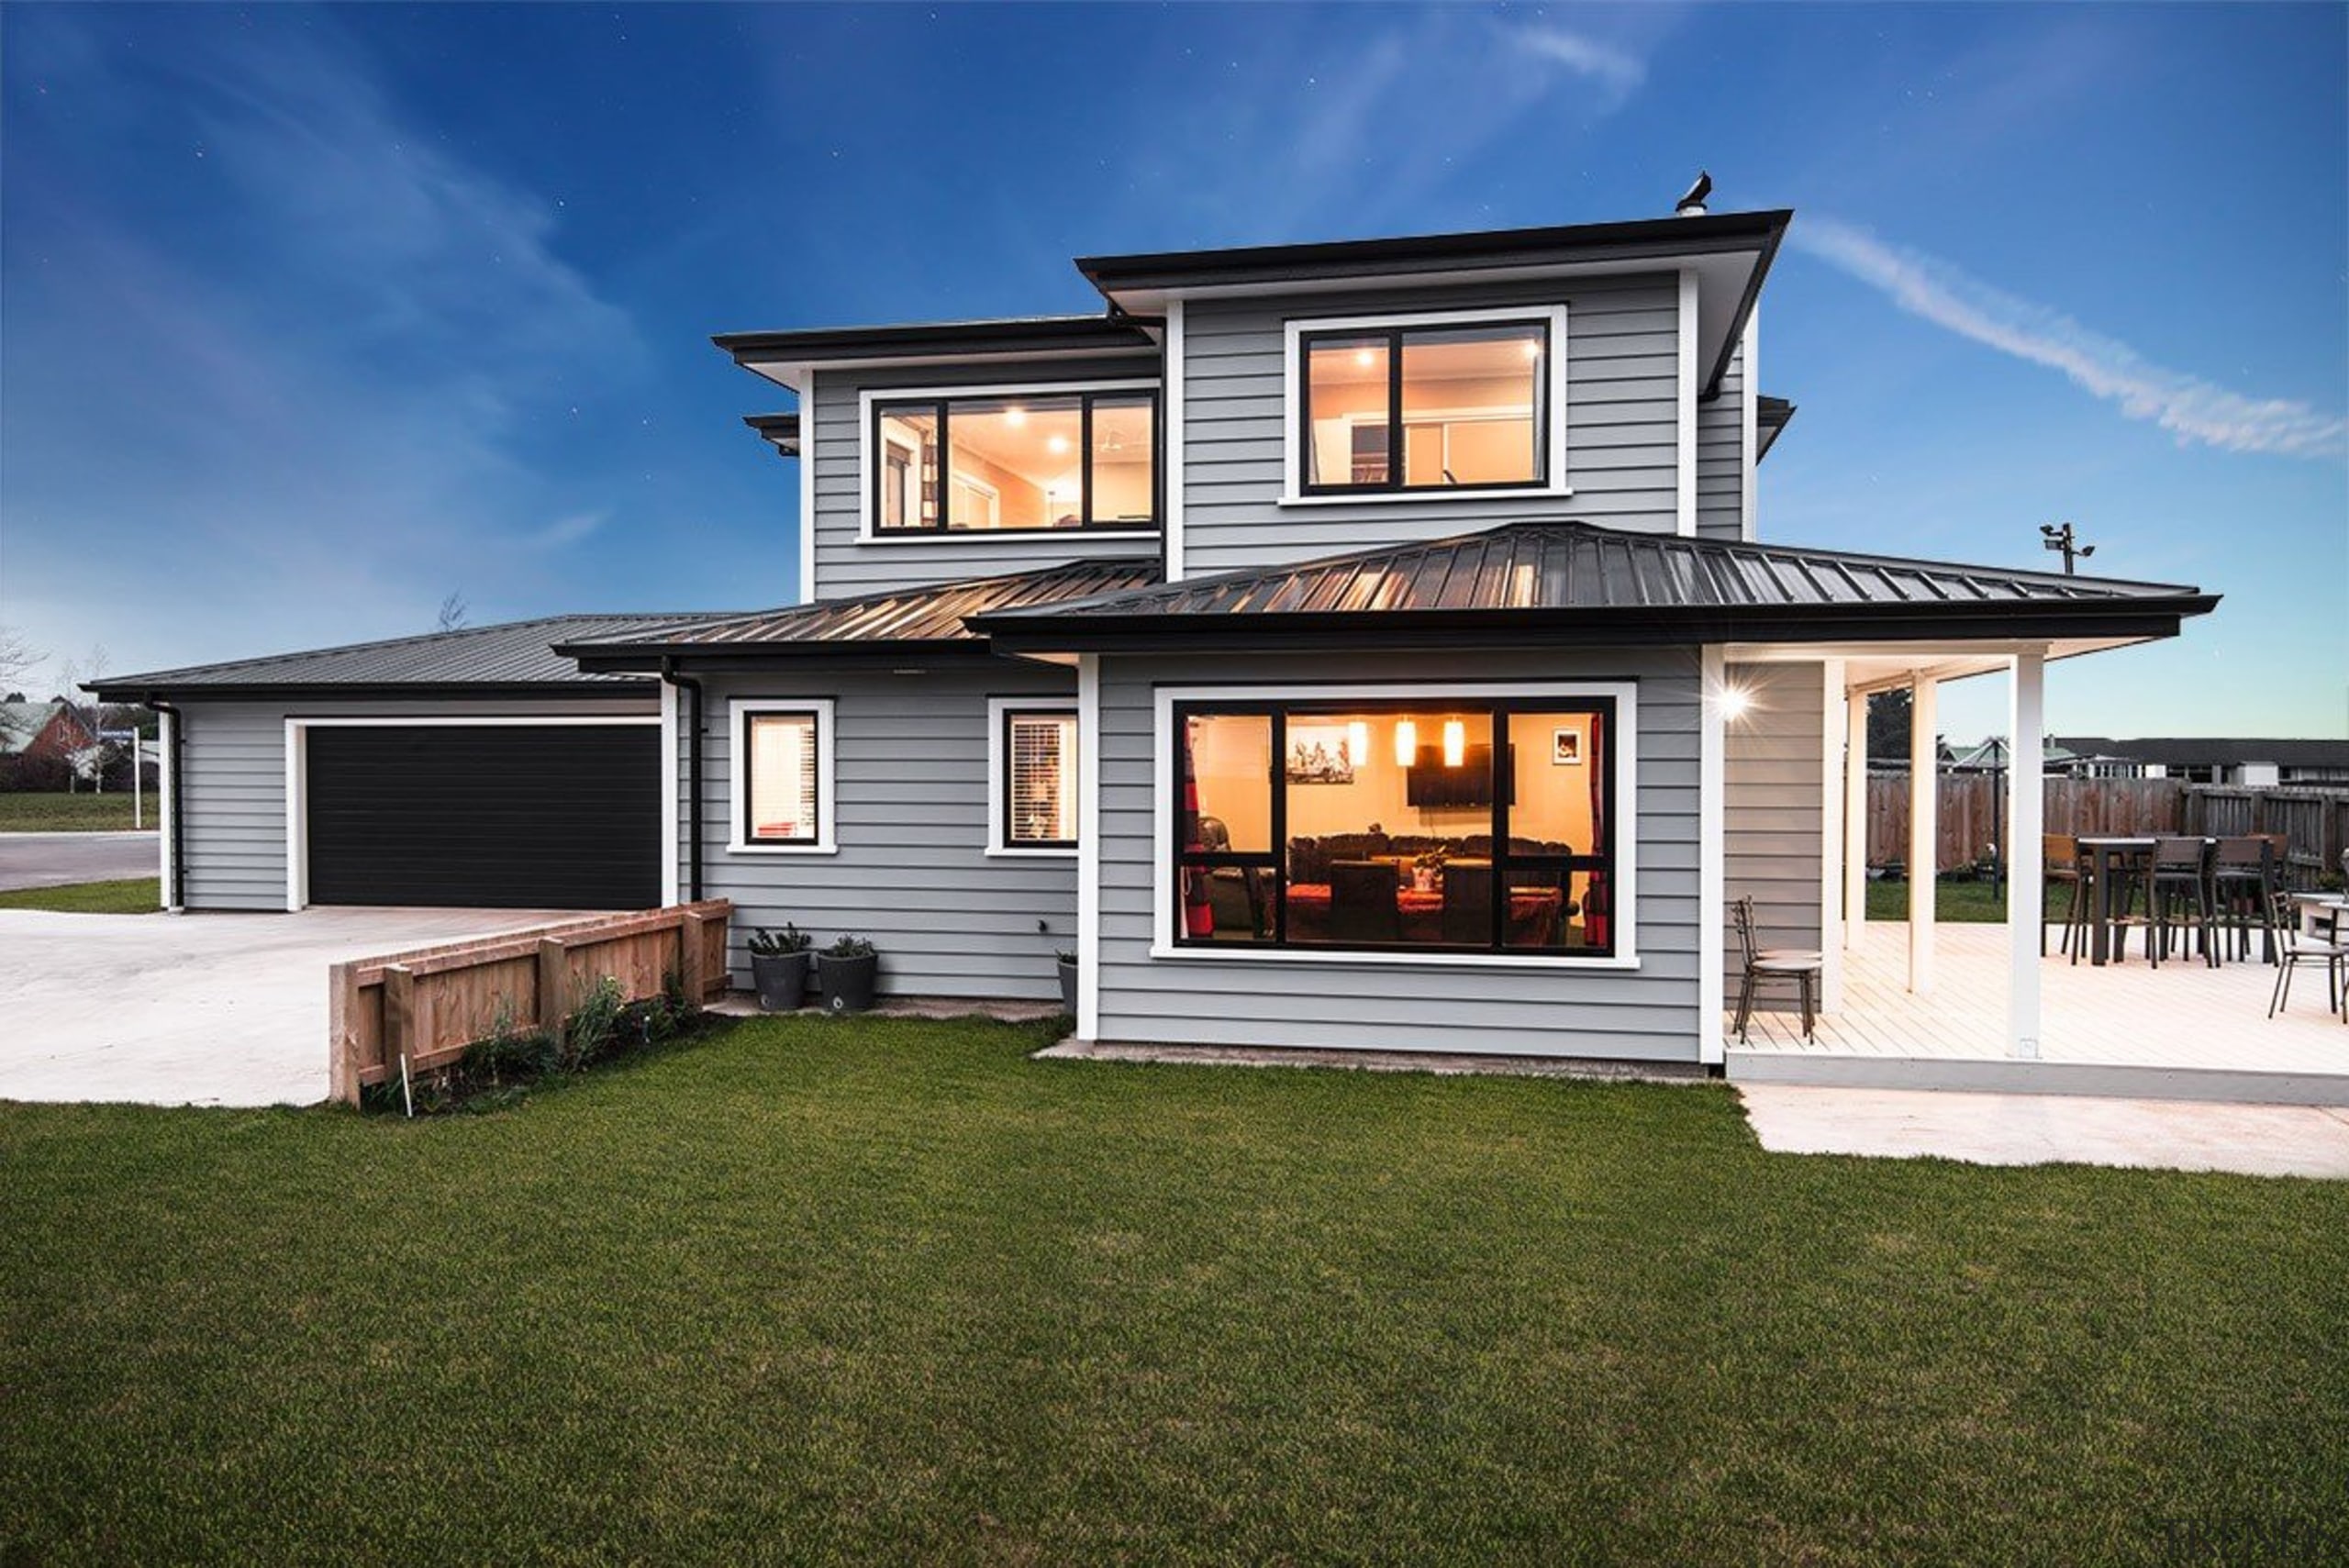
[658,679,681,907]
[2007,652,2046,1058]
[1698,646,1727,1064]
[1842,677,1868,954]
[1907,673,1938,993]
[1820,660,1847,1012]
[1075,654,1102,1042]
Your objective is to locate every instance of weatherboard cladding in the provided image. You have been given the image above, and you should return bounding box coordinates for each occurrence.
[1696,333,1746,542]
[806,356,1166,601]
[1176,273,1685,576]
[1723,661,1826,1009]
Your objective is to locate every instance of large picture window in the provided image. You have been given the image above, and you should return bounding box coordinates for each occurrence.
[730,700,836,853]
[1172,695,1619,958]
[995,706,1078,852]
[871,388,1157,535]
[1298,317,1550,495]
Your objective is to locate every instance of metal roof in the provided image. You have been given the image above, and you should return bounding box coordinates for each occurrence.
[2055,736,2349,769]
[975,521,2217,651]
[85,613,737,701]
[560,560,1161,668]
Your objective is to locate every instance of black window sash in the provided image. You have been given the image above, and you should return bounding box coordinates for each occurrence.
[742,708,819,845]
[1170,696,1616,956]
[1002,706,1078,849]
[871,391,1159,534]
[1297,320,1551,496]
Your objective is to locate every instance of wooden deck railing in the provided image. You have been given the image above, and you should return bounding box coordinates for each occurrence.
[328,901,732,1105]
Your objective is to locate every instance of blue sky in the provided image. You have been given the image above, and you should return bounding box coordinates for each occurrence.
[3,2,2343,741]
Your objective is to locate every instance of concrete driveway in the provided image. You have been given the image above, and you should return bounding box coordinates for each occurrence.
[0,830,159,891]
[0,907,587,1107]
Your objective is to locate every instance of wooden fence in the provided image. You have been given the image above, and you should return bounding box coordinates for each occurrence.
[328,901,732,1106]
[1866,777,2186,873]
[1866,777,2349,878]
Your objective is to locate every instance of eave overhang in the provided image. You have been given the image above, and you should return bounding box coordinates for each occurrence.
[83,679,659,705]
[715,315,1163,393]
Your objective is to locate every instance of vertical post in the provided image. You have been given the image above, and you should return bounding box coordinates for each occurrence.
[158,707,180,911]
[1843,679,1868,954]
[328,962,358,1106]
[383,964,416,1083]
[658,680,681,907]
[537,938,570,1031]
[678,910,709,1005]
[1075,654,1102,1041]
[1907,673,1938,994]
[1820,661,1846,1012]
[1698,647,1727,1063]
[2008,653,2045,1058]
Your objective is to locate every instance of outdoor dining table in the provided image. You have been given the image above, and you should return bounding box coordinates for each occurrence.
[2074,836,2157,967]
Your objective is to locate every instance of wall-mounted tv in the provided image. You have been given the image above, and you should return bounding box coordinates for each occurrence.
[1405,744,1515,809]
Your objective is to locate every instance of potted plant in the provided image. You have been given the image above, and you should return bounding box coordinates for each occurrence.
[817,934,879,1014]
[1411,848,1447,894]
[746,924,813,1012]
[1054,949,1077,1014]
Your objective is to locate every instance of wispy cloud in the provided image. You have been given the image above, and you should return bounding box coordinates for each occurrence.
[1795,217,2347,460]
[1508,25,1646,108]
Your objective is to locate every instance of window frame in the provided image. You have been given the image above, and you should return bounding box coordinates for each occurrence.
[1281,305,1571,506]
[1153,681,1638,969]
[728,698,838,855]
[859,379,1163,541]
[987,699,1081,858]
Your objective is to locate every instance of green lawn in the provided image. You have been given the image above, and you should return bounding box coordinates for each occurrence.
[0,876,161,913]
[4,1019,2343,1564]
[0,791,155,831]
[1866,875,2073,924]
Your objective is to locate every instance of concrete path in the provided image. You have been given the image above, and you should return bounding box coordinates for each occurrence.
[0,907,584,1107]
[1740,1083,2349,1181]
[0,830,159,891]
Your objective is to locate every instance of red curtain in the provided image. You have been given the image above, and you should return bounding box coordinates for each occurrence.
[1585,709,1609,948]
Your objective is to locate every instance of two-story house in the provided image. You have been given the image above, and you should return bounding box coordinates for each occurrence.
[93,198,2217,1070]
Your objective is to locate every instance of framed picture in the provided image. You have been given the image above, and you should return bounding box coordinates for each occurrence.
[1286,723,1356,784]
[1551,728,1583,766]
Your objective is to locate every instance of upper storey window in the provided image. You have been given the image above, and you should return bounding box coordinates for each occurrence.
[867,384,1157,536]
[1285,306,1570,505]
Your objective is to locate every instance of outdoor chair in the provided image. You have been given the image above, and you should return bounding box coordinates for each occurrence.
[1328,861,1403,946]
[2266,890,2349,1020]
[1731,894,1824,1044]
[2043,832,2089,959]
[2210,836,2279,963]
[2148,836,2216,969]
[1195,816,1267,939]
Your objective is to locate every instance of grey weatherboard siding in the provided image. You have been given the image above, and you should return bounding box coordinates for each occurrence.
[1176,274,1689,577]
[1095,648,1706,1062]
[173,695,654,911]
[1721,661,1826,1006]
[689,665,1079,999]
[1696,334,1748,542]
[807,357,1166,602]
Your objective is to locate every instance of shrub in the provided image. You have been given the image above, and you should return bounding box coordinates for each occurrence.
[560,976,628,1072]
[824,934,876,960]
[747,924,812,956]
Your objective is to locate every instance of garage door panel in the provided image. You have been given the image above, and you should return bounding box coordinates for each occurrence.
[306,725,659,908]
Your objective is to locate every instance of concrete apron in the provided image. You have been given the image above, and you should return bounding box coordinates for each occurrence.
[1739,1083,2349,1181]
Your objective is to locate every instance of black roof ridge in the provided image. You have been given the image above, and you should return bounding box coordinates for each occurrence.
[92,609,740,689]
[713,312,1151,356]
[557,557,1158,651]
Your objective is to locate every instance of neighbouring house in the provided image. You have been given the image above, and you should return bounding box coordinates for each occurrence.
[2051,736,2349,787]
[0,699,100,762]
[91,195,2219,1068]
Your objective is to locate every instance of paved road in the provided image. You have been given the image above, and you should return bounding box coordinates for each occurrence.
[0,830,159,892]
[0,906,587,1106]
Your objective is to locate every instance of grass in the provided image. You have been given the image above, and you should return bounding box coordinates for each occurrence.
[0,792,154,832]
[0,876,161,914]
[1867,875,2072,924]
[4,1018,2344,1565]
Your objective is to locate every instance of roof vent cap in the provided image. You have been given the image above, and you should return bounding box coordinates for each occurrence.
[1675,171,1711,217]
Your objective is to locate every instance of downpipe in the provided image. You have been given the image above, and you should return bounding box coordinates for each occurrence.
[661,659,705,904]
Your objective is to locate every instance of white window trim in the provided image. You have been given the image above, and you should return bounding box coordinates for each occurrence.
[727,697,838,856]
[985,696,1079,859]
[1149,679,1640,970]
[1280,305,1572,507]
[855,378,1162,542]
[282,714,661,913]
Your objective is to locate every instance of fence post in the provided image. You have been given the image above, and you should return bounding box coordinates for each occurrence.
[678,910,709,1003]
[383,964,416,1090]
[328,962,358,1106]
[537,938,570,1031]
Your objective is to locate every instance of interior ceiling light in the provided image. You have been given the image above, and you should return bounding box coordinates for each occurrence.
[1394,718,1417,767]
[1005,407,1027,427]
[1520,339,1542,360]
[1443,719,1466,768]
[1354,348,1375,368]
[1046,434,1070,454]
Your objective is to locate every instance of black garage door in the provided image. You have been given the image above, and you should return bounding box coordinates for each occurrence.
[306,724,661,908]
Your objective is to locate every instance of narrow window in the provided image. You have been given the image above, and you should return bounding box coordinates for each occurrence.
[1299,320,1549,495]
[743,710,820,846]
[872,390,1157,534]
[1002,709,1079,849]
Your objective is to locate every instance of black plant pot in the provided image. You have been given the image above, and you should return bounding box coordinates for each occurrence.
[751,951,811,1012]
[1057,957,1078,1015]
[818,952,879,1014]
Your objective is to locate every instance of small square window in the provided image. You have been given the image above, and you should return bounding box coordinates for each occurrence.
[994,705,1078,852]
[731,701,835,853]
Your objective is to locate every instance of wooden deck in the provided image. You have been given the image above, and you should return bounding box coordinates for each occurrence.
[1729,920,2349,1103]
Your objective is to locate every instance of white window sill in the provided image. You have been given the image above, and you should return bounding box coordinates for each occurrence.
[1275,485,1573,508]
[985,846,1079,860]
[856,529,1162,545]
[1145,943,1640,971]
[727,841,839,856]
